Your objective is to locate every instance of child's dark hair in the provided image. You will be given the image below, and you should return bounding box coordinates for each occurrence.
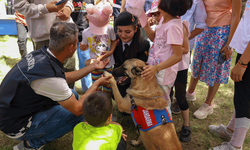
[83,91,113,127]
[158,0,193,17]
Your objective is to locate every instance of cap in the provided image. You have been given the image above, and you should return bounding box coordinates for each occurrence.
[125,0,145,17]
[145,0,159,17]
[114,11,138,26]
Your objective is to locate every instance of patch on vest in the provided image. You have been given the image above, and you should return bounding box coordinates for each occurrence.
[26,53,35,71]
[142,109,153,127]
[131,105,172,131]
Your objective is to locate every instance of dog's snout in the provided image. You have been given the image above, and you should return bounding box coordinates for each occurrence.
[112,65,126,77]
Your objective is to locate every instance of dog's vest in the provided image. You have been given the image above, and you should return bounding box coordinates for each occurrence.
[130,96,172,131]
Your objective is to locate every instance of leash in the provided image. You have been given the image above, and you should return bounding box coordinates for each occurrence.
[129,95,142,136]
[130,95,141,135]
[130,95,162,100]
[130,95,138,111]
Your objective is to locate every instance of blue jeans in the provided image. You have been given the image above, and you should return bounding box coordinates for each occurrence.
[16,89,84,148]
[77,42,92,92]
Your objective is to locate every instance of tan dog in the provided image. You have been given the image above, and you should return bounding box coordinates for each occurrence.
[104,58,182,150]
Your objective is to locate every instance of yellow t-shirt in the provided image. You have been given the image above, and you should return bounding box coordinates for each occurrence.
[73,122,122,150]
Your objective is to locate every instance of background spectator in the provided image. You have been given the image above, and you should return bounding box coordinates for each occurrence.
[71,0,93,92]
[13,0,76,88]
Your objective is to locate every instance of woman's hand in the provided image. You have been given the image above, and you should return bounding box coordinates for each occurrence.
[230,62,246,82]
[79,43,88,51]
[141,65,157,81]
[220,45,233,60]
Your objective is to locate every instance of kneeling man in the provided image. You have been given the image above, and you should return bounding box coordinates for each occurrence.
[0,22,111,150]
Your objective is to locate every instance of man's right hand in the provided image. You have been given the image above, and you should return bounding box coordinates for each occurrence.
[46,0,67,13]
[95,75,112,87]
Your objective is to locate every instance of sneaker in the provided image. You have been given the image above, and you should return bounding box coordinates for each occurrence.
[13,141,44,150]
[179,126,191,142]
[171,99,181,115]
[208,124,233,141]
[186,92,196,101]
[209,142,241,150]
[193,103,213,119]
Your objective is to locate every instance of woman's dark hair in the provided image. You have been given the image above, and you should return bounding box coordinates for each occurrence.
[158,0,193,17]
[128,23,142,58]
[115,11,143,58]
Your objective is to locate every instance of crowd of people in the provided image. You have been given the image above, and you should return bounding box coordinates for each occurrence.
[0,0,249,150]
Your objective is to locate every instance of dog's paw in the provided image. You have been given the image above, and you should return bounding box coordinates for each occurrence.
[103,71,116,83]
[103,71,112,77]
[130,140,142,147]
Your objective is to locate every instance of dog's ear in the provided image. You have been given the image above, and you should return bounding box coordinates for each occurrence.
[131,66,144,76]
[135,60,147,68]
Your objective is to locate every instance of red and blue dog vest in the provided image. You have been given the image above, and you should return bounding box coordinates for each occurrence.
[130,96,172,131]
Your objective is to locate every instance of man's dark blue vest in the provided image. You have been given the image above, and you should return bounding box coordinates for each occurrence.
[0,46,66,134]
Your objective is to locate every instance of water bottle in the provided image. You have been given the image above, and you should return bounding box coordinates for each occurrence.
[11,6,15,14]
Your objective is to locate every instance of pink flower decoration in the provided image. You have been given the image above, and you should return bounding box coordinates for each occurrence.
[78,2,82,7]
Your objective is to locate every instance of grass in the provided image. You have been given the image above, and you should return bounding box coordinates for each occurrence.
[0,35,249,150]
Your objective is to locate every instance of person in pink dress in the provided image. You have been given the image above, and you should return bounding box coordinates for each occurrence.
[186,0,242,120]
[208,1,250,149]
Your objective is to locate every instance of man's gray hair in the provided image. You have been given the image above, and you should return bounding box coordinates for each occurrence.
[49,22,78,52]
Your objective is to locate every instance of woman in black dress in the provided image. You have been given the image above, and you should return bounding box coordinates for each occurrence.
[113,11,150,97]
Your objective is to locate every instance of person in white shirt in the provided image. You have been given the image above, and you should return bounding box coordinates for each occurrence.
[14,0,77,89]
[180,0,207,53]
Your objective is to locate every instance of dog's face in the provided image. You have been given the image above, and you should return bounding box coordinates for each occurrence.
[112,58,147,86]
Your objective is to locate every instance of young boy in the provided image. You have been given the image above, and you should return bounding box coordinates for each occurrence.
[73,91,127,150]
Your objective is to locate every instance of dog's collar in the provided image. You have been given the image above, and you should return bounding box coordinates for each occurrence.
[130,95,173,132]
[129,95,162,101]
